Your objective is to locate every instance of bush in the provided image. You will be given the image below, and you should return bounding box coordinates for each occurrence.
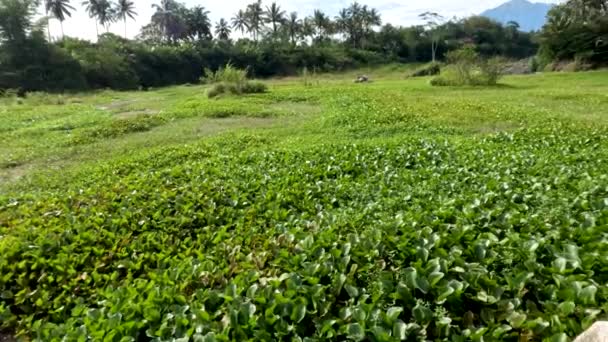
[430,46,504,87]
[241,81,267,94]
[300,67,320,87]
[408,62,441,77]
[205,64,267,98]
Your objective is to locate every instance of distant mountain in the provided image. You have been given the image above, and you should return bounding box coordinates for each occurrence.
[481,0,554,32]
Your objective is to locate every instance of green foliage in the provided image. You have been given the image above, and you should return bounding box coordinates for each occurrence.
[201,63,248,87]
[1,71,608,341]
[408,62,441,77]
[431,46,504,86]
[300,66,320,87]
[204,64,267,98]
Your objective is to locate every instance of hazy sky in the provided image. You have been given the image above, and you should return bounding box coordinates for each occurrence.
[42,0,559,41]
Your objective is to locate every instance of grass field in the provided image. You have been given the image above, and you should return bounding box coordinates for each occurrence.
[1,69,608,341]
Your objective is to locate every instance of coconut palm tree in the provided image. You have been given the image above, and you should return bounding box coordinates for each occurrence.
[285,12,300,46]
[151,0,183,42]
[82,0,113,37]
[82,0,100,38]
[96,0,114,32]
[265,2,285,35]
[245,0,264,41]
[311,9,331,41]
[215,18,231,41]
[231,9,249,36]
[46,0,74,39]
[185,6,211,41]
[114,0,136,38]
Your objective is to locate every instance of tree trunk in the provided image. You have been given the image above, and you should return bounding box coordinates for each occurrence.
[431,41,437,62]
[46,10,51,42]
[124,18,127,39]
[95,22,99,40]
[60,20,64,40]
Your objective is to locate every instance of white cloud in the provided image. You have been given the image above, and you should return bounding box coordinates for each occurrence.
[42,0,559,42]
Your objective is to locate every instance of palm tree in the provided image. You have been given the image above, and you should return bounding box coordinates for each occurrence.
[312,9,331,41]
[285,12,300,46]
[265,2,285,35]
[114,0,136,38]
[231,9,249,36]
[151,0,182,42]
[96,0,114,33]
[46,0,74,39]
[185,6,211,41]
[215,18,231,41]
[300,17,314,42]
[82,0,100,38]
[245,0,264,41]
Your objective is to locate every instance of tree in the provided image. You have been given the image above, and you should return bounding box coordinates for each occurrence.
[311,9,332,42]
[46,0,74,39]
[82,0,101,38]
[215,18,230,41]
[231,9,248,36]
[285,12,300,46]
[185,6,211,41]
[151,0,185,43]
[265,2,285,36]
[245,0,264,41]
[114,0,136,38]
[540,0,608,64]
[0,0,37,44]
[419,11,445,62]
[96,0,116,33]
[300,17,314,42]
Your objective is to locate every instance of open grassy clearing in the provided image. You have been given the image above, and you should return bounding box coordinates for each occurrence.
[1,70,608,341]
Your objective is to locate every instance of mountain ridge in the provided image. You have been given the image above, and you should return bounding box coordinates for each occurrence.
[481,0,554,31]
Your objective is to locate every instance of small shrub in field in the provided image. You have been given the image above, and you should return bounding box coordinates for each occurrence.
[207,83,226,98]
[431,46,505,87]
[300,67,320,87]
[241,81,267,94]
[408,62,441,77]
[204,64,267,98]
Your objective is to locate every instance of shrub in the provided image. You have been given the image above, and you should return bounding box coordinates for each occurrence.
[408,62,441,77]
[241,81,267,94]
[431,46,505,87]
[205,64,267,98]
[300,67,320,87]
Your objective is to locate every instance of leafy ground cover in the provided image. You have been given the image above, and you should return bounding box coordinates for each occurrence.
[1,69,608,341]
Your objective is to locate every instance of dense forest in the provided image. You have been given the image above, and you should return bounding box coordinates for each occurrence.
[0,0,606,92]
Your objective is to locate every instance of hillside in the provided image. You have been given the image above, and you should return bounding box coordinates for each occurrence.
[481,0,554,31]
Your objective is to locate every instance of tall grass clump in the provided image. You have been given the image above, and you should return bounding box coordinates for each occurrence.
[202,64,267,98]
[431,46,505,86]
[300,66,320,87]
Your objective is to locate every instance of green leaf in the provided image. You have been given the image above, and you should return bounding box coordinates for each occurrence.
[412,304,433,325]
[292,304,306,323]
[428,271,444,286]
[344,284,359,298]
[393,320,407,340]
[550,333,568,342]
[386,307,403,322]
[580,285,597,304]
[506,311,526,328]
[557,301,575,315]
[346,323,365,341]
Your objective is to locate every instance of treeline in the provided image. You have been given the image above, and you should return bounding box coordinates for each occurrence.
[540,0,607,66]
[0,0,602,92]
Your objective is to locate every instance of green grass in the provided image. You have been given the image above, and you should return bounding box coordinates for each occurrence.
[1,69,608,341]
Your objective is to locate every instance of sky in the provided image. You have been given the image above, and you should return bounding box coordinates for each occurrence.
[42,0,559,42]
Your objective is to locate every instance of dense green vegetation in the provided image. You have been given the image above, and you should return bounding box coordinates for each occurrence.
[0,0,543,92]
[540,0,607,67]
[1,69,608,340]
